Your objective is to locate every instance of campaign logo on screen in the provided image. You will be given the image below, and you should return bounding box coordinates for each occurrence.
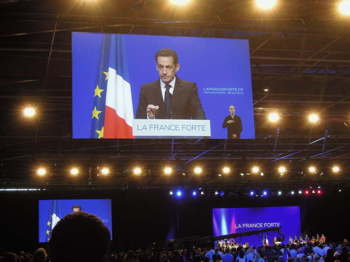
[72,33,255,139]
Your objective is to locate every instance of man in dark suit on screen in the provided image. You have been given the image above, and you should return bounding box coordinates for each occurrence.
[136,48,206,119]
[222,105,242,139]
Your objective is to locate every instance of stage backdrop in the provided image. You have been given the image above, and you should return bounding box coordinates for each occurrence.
[38,199,112,243]
[72,33,255,139]
[212,206,301,247]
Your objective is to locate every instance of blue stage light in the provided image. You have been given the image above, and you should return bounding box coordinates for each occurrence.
[262,190,268,197]
[249,190,255,196]
[176,190,183,198]
[192,190,198,197]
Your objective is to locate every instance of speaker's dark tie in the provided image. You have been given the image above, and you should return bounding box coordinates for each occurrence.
[164,84,172,118]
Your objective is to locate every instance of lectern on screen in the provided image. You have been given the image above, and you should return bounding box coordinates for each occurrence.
[72,33,255,139]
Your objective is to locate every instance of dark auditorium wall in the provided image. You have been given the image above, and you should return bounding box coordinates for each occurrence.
[0,189,348,252]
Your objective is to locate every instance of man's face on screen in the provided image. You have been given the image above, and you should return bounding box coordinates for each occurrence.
[229,105,236,115]
[156,56,180,84]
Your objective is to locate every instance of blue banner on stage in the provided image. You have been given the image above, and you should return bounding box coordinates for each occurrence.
[212,206,301,247]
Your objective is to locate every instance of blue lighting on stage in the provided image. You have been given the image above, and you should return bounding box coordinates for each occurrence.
[176,190,183,198]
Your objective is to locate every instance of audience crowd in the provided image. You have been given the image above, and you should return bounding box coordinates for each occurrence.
[1,212,349,262]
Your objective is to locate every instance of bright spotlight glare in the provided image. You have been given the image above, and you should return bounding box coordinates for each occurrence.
[256,0,278,10]
[277,190,282,196]
[23,106,37,118]
[262,190,268,196]
[249,191,255,196]
[332,165,341,174]
[133,167,142,176]
[251,166,260,174]
[176,190,183,197]
[222,166,231,174]
[70,167,79,176]
[36,167,47,177]
[169,190,174,196]
[338,0,350,16]
[170,0,190,6]
[100,167,110,176]
[267,112,281,123]
[163,166,173,176]
[193,166,203,175]
[291,191,295,195]
[278,166,287,175]
[192,190,198,197]
[308,166,317,174]
[298,190,303,194]
[308,113,320,124]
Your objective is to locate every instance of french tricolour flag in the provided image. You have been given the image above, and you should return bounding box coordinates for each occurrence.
[91,34,134,139]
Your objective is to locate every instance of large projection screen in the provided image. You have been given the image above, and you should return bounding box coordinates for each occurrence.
[212,206,301,247]
[38,199,112,243]
[73,33,255,139]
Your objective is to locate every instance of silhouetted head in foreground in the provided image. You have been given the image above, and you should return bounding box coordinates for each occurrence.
[49,212,110,262]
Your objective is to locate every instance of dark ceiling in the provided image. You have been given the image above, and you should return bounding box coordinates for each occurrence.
[0,0,350,189]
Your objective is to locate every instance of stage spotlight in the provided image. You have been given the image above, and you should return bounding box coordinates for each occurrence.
[331,165,341,174]
[69,167,80,176]
[256,0,278,10]
[262,190,268,197]
[132,166,142,176]
[308,165,317,174]
[312,190,316,194]
[163,166,173,176]
[170,0,190,6]
[249,190,255,197]
[218,173,222,177]
[338,188,342,193]
[304,190,310,195]
[307,113,320,124]
[36,167,47,177]
[278,165,287,176]
[169,190,174,196]
[291,191,295,195]
[317,189,322,195]
[222,166,231,175]
[338,0,350,16]
[251,166,260,174]
[260,172,264,177]
[298,190,303,195]
[193,166,203,175]
[192,190,198,197]
[176,190,183,198]
[264,88,269,92]
[214,190,219,196]
[267,112,281,124]
[100,167,110,176]
[240,172,245,176]
[200,191,205,196]
[22,105,37,118]
[277,190,282,196]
